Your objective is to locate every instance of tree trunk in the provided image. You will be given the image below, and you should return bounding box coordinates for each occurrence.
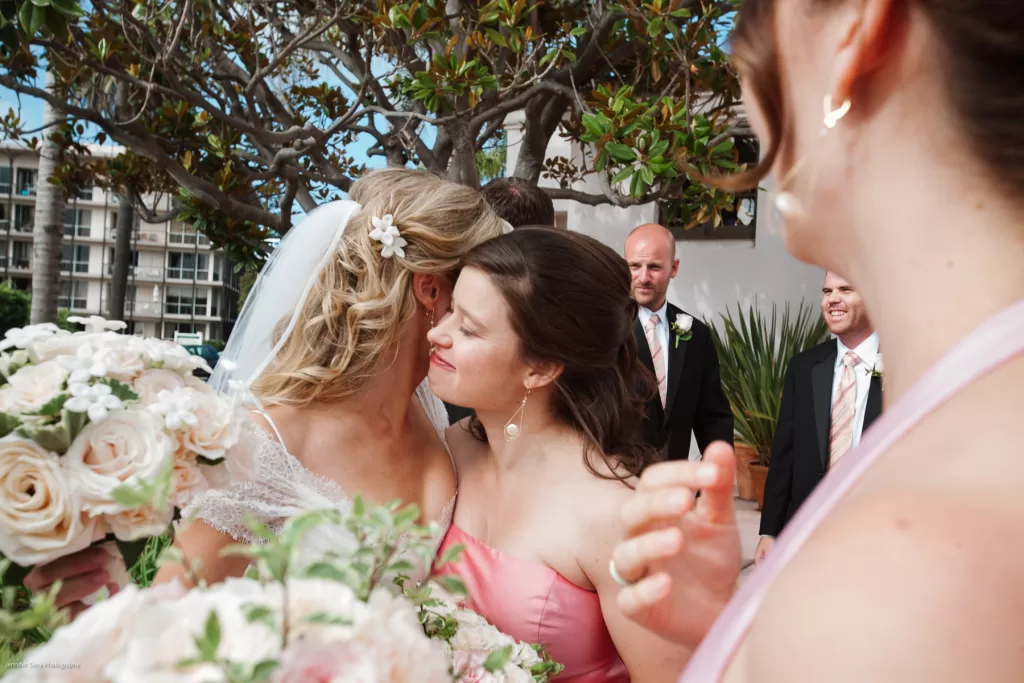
[30,72,65,325]
[447,120,480,188]
[107,192,133,320]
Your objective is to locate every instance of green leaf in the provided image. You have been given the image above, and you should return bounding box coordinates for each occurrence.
[647,17,664,37]
[611,165,634,185]
[640,165,655,186]
[36,393,68,418]
[18,424,69,454]
[605,143,636,163]
[0,412,21,438]
[483,644,514,672]
[712,140,734,155]
[49,0,85,17]
[304,612,353,626]
[109,485,151,508]
[570,26,587,37]
[62,409,88,444]
[434,574,467,596]
[243,604,277,629]
[100,379,138,403]
[485,29,508,48]
[581,114,606,138]
[303,562,349,583]
[250,659,278,682]
[435,542,464,568]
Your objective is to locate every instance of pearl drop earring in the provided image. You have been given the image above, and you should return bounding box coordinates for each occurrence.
[504,389,530,441]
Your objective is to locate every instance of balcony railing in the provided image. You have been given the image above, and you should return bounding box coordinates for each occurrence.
[10,259,31,271]
[106,264,164,281]
[12,222,33,234]
[16,184,35,196]
[167,269,210,281]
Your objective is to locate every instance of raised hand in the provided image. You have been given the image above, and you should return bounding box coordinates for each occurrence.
[23,546,117,619]
[754,536,775,567]
[611,441,742,648]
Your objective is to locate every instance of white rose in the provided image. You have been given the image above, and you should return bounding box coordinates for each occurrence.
[450,612,515,653]
[180,392,241,461]
[28,332,98,363]
[133,369,186,405]
[94,343,147,383]
[0,437,98,566]
[344,588,451,683]
[675,313,694,333]
[874,353,884,374]
[0,388,10,413]
[4,361,68,412]
[185,374,216,395]
[62,410,173,516]
[200,414,260,487]
[170,455,209,509]
[108,502,175,541]
[285,577,366,642]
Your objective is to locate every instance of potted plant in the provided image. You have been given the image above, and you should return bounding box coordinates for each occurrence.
[708,302,827,509]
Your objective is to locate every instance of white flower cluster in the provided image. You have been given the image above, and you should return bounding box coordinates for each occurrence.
[0,318,257,569]
[425,585,560,683]
[8,577,454,683]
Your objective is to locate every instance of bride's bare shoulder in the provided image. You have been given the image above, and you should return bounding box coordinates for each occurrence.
[750,486,1022,681]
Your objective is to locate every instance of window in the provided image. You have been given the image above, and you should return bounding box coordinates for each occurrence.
[165,285,208,316]
[0,204,7,232]
[0,166,11,195]
[63,209,92,238]
[59,280,88,310]
[167,251,209,280]
[210,291,220,318]
[168,223,210,247]
[14,205,33,233]
[74,185,93,200]
[11,241,30,270]
[16,169,36,196]
[106,248,139,275]
[163,322,206,339]
[61,244,90,274]
[660,136,760,242]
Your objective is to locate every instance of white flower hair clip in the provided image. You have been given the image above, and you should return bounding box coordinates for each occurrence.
[369,214,408,259]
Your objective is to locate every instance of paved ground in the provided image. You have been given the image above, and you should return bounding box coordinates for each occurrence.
[735,498,761,586]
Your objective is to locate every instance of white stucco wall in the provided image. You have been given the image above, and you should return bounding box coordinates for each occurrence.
[504,112,824,324]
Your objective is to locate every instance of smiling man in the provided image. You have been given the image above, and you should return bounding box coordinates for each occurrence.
[754,271,882,565]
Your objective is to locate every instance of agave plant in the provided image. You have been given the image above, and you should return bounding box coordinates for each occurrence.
[707,303,828,465]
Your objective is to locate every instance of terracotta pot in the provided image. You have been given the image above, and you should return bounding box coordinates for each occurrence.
[749,463,770,511]
[734,444,757,501]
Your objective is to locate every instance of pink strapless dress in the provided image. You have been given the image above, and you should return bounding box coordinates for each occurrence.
[435,524,629,683]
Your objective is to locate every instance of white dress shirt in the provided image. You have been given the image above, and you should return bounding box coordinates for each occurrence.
[638,302,671,375]
[832,332,880,449]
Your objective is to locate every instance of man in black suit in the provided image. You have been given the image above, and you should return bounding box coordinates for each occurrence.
[754,271,882,565]
[445,179,558,425]
[625,223,733,463]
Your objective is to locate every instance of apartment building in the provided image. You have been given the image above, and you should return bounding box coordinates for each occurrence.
[0,143,241,342]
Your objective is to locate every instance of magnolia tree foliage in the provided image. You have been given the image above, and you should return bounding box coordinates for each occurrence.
[0,0,745,264]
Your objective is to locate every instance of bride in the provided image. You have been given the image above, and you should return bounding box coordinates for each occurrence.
[23,168,508,608]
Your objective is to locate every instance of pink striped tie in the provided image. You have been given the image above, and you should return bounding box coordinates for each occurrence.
[829,351,861,466]
[645,314,667,407]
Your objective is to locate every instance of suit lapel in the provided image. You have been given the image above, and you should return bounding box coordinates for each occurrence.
[663,305,686,423]
[866,375,882,425]
[811,342,838,469]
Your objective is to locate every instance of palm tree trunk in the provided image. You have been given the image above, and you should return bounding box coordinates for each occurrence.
[30,71,66,324]
[107,192,133,320]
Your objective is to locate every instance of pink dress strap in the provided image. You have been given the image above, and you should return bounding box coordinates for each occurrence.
[681,298,1024,681]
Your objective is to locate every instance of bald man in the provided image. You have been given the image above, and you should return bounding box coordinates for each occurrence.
[625,224,733,463]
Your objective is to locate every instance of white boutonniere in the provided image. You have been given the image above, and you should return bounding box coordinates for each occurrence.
[670,313,693,348]
[865,352,884,388]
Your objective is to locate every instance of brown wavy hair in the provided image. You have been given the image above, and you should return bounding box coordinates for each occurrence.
[461,228,660,484]
[252,168,507,407]
[713,0,1024,194]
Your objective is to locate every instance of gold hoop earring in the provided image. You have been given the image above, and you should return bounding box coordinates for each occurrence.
[504,389,530,441]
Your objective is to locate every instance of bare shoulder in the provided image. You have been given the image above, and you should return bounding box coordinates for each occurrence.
[749,487,1024,681]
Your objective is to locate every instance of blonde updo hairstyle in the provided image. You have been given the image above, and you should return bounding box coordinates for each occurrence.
[251,168,508,407]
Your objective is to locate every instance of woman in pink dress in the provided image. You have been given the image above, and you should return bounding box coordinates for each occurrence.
[427,228,692,682]
[608,0,1024,681]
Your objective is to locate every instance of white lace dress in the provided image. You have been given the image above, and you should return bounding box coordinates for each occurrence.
[181,380,456,583]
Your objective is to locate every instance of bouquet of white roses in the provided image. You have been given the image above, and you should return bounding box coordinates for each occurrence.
[0,317,256,591]
[1,500,562,683]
